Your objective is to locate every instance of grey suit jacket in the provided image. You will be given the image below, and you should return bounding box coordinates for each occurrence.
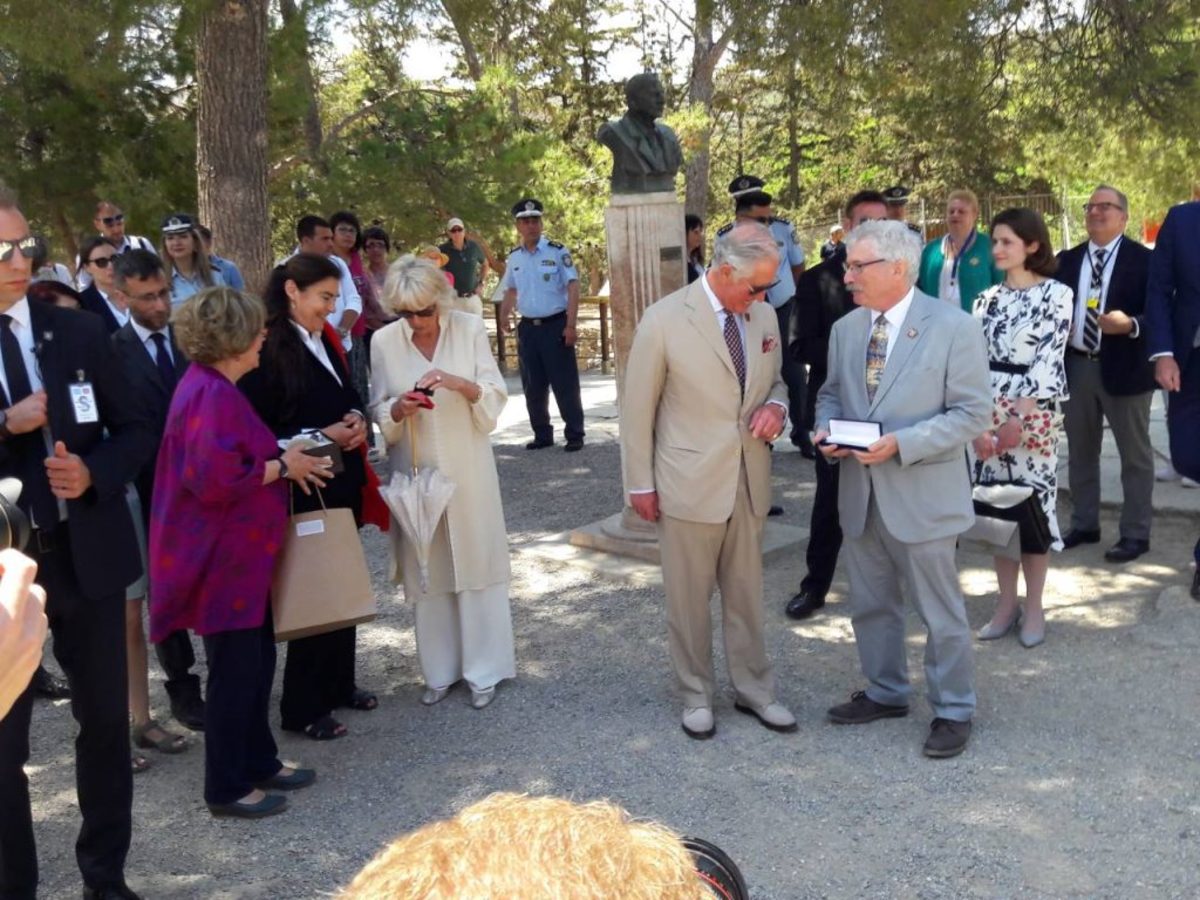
[815,289,992,543]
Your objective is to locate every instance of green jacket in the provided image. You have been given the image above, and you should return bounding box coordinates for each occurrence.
[917,232,1003,313]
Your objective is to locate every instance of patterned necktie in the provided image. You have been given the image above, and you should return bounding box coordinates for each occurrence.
[1083,247,1106,352]
[150,332,176,387]
[865,313,889,403]
[723,311,745,392]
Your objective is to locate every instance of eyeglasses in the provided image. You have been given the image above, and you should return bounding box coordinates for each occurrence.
[0,236,39,263]
[364,240,388,250]
[127,287,171,303]
[398,307,438,319]
[100,213,125,226]
[448,227,464,233]
[334,225,358,234]
[1082,202,1123,214]
[844,258,887,276]
[747,278,780,296]
[87,255,117,268]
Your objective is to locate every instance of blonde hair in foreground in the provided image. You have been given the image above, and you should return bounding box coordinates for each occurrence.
[340,792,706,899]
[172,286,265,365]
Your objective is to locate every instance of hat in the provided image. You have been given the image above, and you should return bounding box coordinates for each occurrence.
[161,213,195,234]
[512,198,544,219]
[829,224,844,235]
[419,245,450,268]
[728,175,765,198]
[446,217,465,231]
[882,186,911,205]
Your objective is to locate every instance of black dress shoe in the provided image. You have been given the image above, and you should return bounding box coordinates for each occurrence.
[170,694,206,731]
[791,435,817,459]
[525,439,553,450]
[827,690,908,724]
[33,666,71,700]
[1191,569,1200,601]
[1061,528,1101,549]
[564,439,584,452]
[255,767,316,791]
[1104,537,1150,563]
[768,505,784,517]
[785,590,825,620]
[82,884,142,899]
[208,793,288,819]
[922,718,972,758]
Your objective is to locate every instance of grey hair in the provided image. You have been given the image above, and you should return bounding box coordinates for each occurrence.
[1093,184,1129,212]
[711,221,779,276]
[845,220,922,286]
[380,254,454,314]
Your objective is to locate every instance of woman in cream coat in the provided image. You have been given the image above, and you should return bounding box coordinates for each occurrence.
[371,255,515,709]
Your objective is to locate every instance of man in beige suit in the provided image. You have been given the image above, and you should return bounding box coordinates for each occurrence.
[622,222,796,739]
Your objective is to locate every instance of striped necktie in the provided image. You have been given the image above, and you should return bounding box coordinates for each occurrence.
[1082,247,1106,352]
[865,314,888,403]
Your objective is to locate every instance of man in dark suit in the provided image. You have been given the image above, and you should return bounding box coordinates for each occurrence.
[784,190,888,620]
[1054,185,1156,562]
[110,250,203,729]
[0,191,153,898]
[1145,199,1200,600]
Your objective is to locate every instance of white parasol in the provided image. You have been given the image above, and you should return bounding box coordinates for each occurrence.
[379,417,455,591]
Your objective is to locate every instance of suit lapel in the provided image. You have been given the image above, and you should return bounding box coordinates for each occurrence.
[868,293,933,414]
[744,307,765,404]
[118,325,169,396]
[844,307,872,410]
[28,302,66,437]
[686,283,739,383]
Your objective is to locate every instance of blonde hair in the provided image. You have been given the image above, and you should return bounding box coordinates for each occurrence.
[172,286,265,365]
[162,228,218,288]
[340,793,706,900]
[946,189,980,213]
[379,254,453,314]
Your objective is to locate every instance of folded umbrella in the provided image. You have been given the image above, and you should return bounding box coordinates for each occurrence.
[379,418,455,592]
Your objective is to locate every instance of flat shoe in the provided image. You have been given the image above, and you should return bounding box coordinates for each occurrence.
[207,793,288,819]
[682,706,715,739]
[470,687,496,709]
[132,720,188,754]
[734,701,798,733]
[421,686,451,706]
[255,767,316,791]
[345,689,378,711]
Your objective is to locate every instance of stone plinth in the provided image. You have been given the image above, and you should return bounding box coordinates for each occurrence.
[568,516,809,568]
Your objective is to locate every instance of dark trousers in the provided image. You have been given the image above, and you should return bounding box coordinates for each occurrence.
[1167,348,1200,563]
[0,526,131,898]
[155,629,203,705]
[201,613,281,805]
[517,316,584,443]
[280,625,356,731]
[775,300,808,443]
[801,450,843,597]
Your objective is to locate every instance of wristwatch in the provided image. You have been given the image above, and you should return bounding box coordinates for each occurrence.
[0,409,11,441]
[277,457,289,480]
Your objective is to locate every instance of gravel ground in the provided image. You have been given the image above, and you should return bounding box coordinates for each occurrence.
[27,378,1200,899]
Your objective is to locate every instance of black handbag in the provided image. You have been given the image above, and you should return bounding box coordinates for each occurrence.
[969,459,1053,555]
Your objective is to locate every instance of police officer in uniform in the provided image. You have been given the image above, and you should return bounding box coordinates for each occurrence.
[498,198,585,451]
[714,176,810,456]
[882,185,925,238]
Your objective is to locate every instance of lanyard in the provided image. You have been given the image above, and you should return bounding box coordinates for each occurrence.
[948,230,977,283]
[1084,238,1120,292]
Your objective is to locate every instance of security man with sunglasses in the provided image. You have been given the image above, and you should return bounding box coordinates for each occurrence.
[77,201,157,290]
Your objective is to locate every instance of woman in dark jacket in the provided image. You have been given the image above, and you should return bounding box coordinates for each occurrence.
[239,253,377,740]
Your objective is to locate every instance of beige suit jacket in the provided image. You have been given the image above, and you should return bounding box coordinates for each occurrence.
[621,279,787,524]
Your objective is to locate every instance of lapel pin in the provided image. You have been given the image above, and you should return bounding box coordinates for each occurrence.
[906,328,918,339]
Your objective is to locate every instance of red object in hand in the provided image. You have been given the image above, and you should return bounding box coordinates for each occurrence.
[405,390,435,410]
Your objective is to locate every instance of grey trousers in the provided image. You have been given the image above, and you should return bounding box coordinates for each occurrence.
[1062,354,1154,540]
[843,496,975,721]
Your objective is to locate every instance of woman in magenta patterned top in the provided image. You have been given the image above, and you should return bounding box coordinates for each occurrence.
[149,286,332,820]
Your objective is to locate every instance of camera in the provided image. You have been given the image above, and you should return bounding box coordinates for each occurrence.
[0,479,31,552]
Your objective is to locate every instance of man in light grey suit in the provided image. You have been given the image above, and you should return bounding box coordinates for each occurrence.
[815,220,992,758]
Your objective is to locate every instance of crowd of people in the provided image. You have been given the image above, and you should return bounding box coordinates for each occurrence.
[1,170,1198,897]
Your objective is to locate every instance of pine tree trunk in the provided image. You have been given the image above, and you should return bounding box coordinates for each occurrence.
[196,0,271,294]
[684,4,730,218]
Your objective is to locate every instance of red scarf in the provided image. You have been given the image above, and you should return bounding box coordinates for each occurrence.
[323,322,390,531]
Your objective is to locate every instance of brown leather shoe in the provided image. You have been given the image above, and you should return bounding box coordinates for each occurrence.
[827,690,908,724]
[922,718,972,758]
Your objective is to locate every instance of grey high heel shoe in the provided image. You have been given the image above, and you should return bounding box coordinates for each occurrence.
[1018,620,1045,648]
[977,609,1021,641]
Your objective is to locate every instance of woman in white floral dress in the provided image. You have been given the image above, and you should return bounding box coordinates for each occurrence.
[971,208,1073,649]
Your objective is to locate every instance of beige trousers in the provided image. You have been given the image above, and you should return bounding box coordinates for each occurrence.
[657,462,775,709]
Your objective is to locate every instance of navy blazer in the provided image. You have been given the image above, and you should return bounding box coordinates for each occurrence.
[111,322,190,525]
[1146,201,1200,366]
[0,303,155,597]
[78,284,124,335]
[1054,237,1155,396]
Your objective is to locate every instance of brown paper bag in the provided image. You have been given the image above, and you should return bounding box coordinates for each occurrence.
[271,504,376,642]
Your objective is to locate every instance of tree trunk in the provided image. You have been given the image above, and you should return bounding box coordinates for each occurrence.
[196,0,271,294]
[441,0,484,81]
[684,4,730,217]
[279,0,324,169]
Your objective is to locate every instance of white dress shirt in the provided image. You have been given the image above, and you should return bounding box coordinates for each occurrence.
[869,287,916,365]
[1071,235,1126,349]
[98,289,131,329]
[700,271,746,355]
[130,319,174,366]
[292,321,342,385]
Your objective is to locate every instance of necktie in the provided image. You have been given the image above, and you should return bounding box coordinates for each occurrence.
[1083,248,1106,352]
[150,332,176,387]
[0,315,58,527]
[723,311,745,392]
[865,314,889,403]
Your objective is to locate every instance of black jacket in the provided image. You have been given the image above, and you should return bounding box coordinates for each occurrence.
[788,250,856,380]
[1054,238,1156,396]
[78,284,124,335]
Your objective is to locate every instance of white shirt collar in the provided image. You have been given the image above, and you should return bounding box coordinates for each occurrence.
[877,287,916,329]
[701,272,736,319]
[292,320,322,343]
[131,318,169,345]
[4,297,32,331]
[1087,234,1122,255]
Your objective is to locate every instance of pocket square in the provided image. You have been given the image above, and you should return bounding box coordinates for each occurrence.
[762,336,778,353]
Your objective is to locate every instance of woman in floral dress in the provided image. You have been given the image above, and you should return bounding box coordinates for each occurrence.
[971,208,1073,649]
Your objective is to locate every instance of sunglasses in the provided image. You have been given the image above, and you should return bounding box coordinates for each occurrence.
[448,227,464,233]
[747,278,780,295]
[0,236,40,263]
[100,213,125,226]
[398,307,437,319]
[88,255,119,268]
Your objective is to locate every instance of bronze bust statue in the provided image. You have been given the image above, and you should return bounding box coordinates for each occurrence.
[597,73,683,194]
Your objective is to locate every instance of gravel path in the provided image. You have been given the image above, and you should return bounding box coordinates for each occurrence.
[27,381,1200,899]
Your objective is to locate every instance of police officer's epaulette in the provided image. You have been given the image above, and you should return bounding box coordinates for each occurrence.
[547,240,565,249]
[715,222,734,236]
[509,245,521,255]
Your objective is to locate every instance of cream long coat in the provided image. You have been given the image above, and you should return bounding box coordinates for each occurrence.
[621,279,787,524]
[370,311,511,592]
